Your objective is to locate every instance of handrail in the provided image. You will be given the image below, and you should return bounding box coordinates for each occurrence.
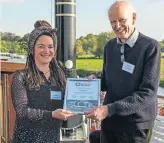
[1,61,25,73]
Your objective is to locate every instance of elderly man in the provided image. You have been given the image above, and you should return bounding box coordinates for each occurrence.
[86,1,161,143]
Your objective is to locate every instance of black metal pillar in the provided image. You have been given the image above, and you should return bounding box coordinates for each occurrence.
[55,0,82,134]
[55,0,76,72]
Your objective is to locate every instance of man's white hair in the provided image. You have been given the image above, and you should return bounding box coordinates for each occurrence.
[111,0,136,14]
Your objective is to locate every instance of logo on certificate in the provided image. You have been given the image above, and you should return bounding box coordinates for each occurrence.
[75,82,91,86]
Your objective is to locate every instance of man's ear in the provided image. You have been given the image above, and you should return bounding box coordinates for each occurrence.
[132,13,136,25]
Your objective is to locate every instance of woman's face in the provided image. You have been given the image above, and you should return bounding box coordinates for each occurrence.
[34,35,55,64]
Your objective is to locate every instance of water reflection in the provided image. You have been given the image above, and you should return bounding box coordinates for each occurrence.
[158,87,164,97]
[7,58,26,63]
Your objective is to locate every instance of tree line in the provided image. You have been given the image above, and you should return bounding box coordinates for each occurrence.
[1,31,164,58]
[0,32,29,55]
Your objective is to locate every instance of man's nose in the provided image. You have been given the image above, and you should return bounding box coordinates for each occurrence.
[115,21,121,29]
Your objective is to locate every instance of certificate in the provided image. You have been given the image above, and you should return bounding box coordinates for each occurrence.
[64,78,100,114]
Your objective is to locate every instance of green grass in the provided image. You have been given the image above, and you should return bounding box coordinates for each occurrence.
[161,53,164,56]
[76,55,164,73]
[76,59,103,71]
[161,53,164,87]
[161,57,164,74]
[76,53,164,87]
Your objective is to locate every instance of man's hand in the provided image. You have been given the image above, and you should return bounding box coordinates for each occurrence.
[88,74,97,80]
[100,91,105,104]
[84,105,109,122]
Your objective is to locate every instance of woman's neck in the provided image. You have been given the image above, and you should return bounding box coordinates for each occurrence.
[35,62,50,73]
[36,63,50,80]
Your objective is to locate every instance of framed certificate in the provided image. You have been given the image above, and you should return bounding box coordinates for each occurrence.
[64,78,100,114]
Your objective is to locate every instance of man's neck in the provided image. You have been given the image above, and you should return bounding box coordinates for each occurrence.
[120,28,135,44]
[120,38,127,44]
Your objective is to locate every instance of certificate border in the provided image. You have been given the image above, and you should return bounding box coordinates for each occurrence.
[63,78,101,114]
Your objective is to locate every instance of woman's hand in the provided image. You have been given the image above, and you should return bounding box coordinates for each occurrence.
[52,109,77,120]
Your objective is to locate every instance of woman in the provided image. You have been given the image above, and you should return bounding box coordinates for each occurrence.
[11,20,76,143]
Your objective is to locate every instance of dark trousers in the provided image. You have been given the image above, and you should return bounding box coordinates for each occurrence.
[89,130,101,143]
[89,129,152,143]
[101,128,152,143]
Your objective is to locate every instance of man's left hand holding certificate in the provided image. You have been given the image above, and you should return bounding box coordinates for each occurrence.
[64,78,101,114]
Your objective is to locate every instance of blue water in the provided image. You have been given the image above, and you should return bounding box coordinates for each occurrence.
[158,87,164,97]
[7,58,26,63]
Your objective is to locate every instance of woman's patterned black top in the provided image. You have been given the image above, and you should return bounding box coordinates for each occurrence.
[11,69,64,143]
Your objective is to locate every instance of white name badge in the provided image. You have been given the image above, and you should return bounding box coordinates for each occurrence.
[50,91,62,100]
[122,61,135,74]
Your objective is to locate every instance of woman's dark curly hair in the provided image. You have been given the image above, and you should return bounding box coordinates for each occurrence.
[26,20,66,91]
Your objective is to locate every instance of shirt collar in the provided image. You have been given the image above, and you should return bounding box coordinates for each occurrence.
[117,29,139,48]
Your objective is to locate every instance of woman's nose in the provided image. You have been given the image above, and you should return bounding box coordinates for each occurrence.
[43,46,49,53]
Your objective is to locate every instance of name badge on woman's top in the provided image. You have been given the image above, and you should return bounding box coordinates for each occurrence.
[122,61,135,74]
[50,91,61,100]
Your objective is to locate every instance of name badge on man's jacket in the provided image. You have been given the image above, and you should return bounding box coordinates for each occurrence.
[122,61,135,74]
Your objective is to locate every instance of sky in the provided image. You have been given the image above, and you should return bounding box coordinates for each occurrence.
[0,0,164,41]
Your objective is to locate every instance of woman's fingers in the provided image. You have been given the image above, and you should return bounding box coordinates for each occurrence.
[52,109,77,120]
[61,109,72,114]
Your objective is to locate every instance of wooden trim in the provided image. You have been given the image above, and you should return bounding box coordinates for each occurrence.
[8,74,15,138]
[1,61,25,73]
[0,80,3,142]
[0,74,9,143]
[1,136,6,143]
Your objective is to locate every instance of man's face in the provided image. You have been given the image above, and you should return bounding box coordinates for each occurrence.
[109,6,136,40]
